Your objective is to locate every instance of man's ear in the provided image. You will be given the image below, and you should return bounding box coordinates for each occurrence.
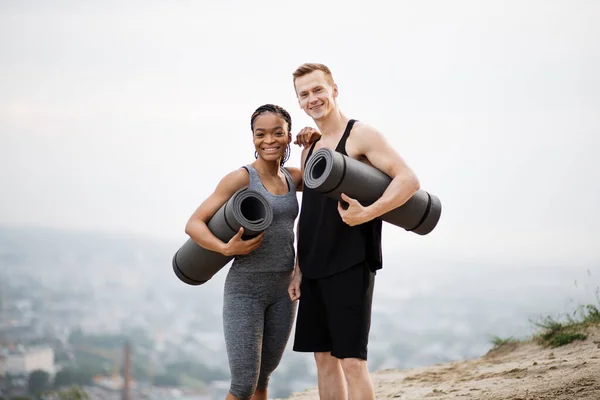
[333,84,339,98]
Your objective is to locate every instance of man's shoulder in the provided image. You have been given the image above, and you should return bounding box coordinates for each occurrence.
[300,142,315,161]
[349,120,382,148]
[350,120,379,138]
[301,144,313,156]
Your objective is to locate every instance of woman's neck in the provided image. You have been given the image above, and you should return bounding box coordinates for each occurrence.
[253,158,281,176]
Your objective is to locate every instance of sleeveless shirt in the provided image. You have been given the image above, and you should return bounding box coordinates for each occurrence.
[231,164,299,273]
[297,119,383,279]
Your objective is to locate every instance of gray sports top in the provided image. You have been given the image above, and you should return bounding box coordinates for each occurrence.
[231,164,299,273]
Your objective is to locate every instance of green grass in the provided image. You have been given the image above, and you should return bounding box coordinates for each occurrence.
[490,291,600,351]
[531,303,600,348]
[489,336,518,349]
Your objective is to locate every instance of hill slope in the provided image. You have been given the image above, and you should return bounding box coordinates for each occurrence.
[286,325,600,400]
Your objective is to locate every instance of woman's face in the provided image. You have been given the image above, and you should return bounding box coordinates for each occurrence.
[252,112,291,163]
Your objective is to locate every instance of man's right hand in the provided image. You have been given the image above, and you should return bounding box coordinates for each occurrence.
[222,227,264,256]
[288,267,302,301]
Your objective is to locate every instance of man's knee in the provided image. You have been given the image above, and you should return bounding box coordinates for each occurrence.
[314,352,340,372]
[340,357,368,377]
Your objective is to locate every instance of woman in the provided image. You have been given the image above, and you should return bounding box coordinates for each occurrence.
[185,104,313,400]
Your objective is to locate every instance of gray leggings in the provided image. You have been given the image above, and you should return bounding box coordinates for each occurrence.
[223,269,296,399]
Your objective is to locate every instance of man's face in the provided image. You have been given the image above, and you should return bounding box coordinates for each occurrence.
[294,70,338,121]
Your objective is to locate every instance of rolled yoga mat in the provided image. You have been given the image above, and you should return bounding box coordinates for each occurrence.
[304,147,442,235]
[172,187,274,285]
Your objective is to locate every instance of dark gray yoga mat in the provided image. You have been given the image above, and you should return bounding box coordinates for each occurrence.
[304,148,441,235]
[173,187,274,285]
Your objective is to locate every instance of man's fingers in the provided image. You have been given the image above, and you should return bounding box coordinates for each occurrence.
[341,193,360,208]
[289,287,300,301]
[340,193,352,203]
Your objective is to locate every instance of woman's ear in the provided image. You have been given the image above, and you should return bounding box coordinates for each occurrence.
[288,132,292,144]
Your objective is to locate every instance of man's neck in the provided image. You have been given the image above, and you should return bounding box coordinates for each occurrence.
[314,109,349,139]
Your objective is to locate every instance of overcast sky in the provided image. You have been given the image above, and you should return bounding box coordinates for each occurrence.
[1,0,599,265]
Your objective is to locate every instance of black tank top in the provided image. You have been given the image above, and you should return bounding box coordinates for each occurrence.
[298,119,383,279]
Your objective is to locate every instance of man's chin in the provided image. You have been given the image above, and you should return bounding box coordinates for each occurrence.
[310,111,326,120]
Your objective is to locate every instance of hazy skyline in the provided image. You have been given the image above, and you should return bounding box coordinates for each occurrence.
[1,0,599,265]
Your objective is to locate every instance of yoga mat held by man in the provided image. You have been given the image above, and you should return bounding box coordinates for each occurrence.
[303,147,442,235]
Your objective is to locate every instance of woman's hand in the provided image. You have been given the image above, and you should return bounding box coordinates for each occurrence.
[222,227,264,256]
[294,127,321,147]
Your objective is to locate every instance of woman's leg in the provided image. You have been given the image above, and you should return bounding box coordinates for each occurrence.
[223,271,265,399]
[256,277,297,396]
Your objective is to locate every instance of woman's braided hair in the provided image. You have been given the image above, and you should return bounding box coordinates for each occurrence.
[250,104,292,166]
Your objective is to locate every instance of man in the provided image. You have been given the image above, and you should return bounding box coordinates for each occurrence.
[288,63,420,400]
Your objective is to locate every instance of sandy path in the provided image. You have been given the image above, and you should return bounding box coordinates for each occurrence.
[286,326,600,400]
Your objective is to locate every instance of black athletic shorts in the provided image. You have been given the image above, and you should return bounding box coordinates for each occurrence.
[292,262,375,360]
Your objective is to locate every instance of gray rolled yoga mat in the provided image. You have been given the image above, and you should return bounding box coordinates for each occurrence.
[304,148,441,235]
[173,187,274,285]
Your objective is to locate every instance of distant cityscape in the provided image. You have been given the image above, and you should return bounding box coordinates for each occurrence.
[1,226,598,400]
[0,273,227,399]
[0,227,242,399]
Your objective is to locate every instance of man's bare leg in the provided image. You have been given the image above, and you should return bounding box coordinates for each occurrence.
[314,352,347,400]
[340,358,375,400]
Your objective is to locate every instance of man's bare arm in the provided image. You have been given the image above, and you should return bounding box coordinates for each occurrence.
[350,124,420,221]
[288,145,311,300]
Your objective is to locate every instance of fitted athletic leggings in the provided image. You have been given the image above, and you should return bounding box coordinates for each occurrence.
[223,269,296,399]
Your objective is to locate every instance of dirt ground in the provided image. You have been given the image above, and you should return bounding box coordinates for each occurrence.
[285,326,600,400]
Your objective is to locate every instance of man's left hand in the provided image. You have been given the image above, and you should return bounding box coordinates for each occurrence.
[337,193,373,226]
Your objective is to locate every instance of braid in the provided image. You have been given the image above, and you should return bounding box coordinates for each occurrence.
[250,104,292,166]
[250,104,292,134]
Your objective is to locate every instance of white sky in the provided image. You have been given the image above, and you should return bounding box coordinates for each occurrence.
[1,0,599,264]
